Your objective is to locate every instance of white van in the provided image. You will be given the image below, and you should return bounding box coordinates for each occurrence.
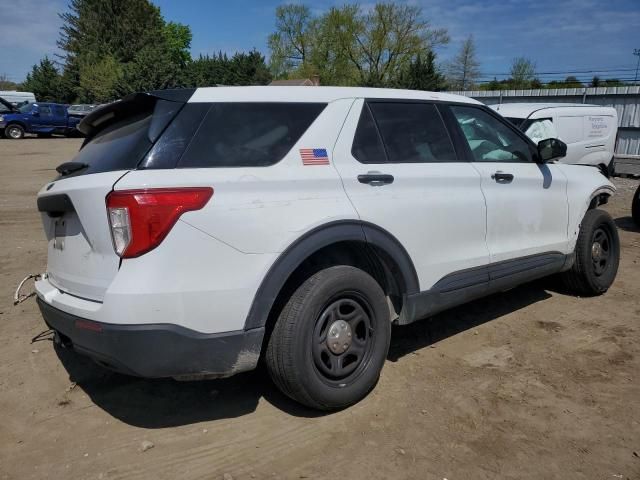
[0,91,36,108]
[491,103,618,175]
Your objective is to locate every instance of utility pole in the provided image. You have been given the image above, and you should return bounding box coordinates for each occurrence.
[635,49,640,84]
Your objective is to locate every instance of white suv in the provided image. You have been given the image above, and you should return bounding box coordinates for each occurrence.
[35,87,619,410]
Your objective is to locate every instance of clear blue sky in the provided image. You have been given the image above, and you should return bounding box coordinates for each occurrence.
[2,0,639,84]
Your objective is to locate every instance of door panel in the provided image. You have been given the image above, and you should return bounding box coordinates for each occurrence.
[333,99,489,291]
[32,105,55,131]
[449,104,569,263]
[472,161,569,261]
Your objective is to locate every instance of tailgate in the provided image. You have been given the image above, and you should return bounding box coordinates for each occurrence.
[38,171,128,301]
[36,90,194,302]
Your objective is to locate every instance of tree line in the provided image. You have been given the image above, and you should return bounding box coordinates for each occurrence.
[10,1,629,104]
[20,0,271,103]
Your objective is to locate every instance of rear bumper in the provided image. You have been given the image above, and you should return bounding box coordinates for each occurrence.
[37,297,264,379]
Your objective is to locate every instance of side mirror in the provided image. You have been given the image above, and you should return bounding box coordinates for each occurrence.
[538,138,567,163]
[31,110,40,117]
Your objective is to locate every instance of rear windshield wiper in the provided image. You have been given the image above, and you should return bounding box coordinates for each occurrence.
[56,162,89,176]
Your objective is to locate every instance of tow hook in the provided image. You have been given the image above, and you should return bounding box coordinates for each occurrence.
[13,273,47,306]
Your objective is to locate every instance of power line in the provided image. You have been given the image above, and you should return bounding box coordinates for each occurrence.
[479,67,637,76]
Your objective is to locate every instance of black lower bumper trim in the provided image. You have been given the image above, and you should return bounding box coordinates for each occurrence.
[37,298,264,378]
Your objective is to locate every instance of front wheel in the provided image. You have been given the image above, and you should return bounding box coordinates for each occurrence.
[559,209,620,296]
[266,265,391,410]
[632,184,640,226]
[5,124,25,139]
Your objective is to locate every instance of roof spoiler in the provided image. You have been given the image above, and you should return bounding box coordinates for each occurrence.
[78,88,195,138]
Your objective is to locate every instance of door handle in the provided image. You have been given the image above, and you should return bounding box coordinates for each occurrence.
[491,171,514,183]
[357,172,394,186]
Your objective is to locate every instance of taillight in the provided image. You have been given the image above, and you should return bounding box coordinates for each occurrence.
[105,187,213,258]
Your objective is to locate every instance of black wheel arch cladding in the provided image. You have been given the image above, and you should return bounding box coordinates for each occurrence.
[243,220,420,330]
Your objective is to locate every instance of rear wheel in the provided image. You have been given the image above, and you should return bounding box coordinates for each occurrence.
[559,209,619,296]
[632,184,640,226]
[266,265,391,410]
[5,124,24,139]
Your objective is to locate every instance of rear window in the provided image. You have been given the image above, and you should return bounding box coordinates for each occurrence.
[66,99,182,176]
[177,103,326,168]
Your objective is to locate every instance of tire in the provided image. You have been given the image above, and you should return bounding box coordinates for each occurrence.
[266,265,391,410]
[632,184,640,226]
[5,124,25,139]
[559,209,620,296]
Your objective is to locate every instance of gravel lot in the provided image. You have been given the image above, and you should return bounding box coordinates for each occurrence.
[1,138,639,480]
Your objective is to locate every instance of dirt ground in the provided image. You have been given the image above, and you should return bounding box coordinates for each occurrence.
[0,138,638,480]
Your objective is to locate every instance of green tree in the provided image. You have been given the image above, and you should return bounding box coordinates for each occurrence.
[78,55,122,103]
[603,78,624,87]
[268,3,448,87]
[509,57,536,89]
[397,51,446,91]
[164,21,193,66]
[117,43,182,95]
[181,50,271,87]
[591,76,601,87]
[479,77,502,91]
[268,4,314,78]
[22,57,63,102]
[56,0,191,101]
[562,76,583,88]
[228,50,272,85]
[446,35,480,90]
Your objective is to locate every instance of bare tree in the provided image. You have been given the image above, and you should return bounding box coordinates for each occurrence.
[447,35,480,90]
[268,3,449,86]
[267,5,315,79]
[0,73,19,90]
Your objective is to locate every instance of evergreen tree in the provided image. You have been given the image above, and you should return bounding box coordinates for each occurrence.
[181,50,271,87]
[22,57,63,102]
[56,0,190,101]
[397,51,446,91]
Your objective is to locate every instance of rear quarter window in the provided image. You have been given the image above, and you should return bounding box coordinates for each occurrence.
[177,103,326,168]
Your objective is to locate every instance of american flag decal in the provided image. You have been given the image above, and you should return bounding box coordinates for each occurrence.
[300,148,330,165]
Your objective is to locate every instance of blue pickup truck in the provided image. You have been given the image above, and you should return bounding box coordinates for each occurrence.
[0,97,81,139]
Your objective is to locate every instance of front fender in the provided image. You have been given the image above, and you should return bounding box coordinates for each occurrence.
[558,164,616,251]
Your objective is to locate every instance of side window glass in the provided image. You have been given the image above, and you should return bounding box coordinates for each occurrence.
[53,106,65,117]
[368,102,456,163]
[351,103,387,164]
[39,106,52,116]
[178,103,326,168]
[451,106,533,163]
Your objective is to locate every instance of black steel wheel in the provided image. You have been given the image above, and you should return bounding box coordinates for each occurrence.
[266,265,391,410]
[559,208,619,296]
[590,227,612,276]
[311,296,375,384]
